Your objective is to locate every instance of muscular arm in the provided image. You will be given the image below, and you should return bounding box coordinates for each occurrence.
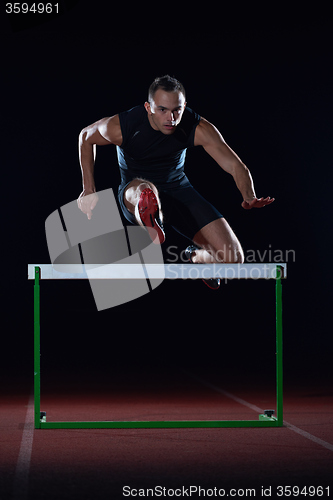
[77,115,123,218]
[194,118,274,208]
[78,114,123,193]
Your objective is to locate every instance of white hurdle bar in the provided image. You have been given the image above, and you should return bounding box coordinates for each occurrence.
[28,263,287,280]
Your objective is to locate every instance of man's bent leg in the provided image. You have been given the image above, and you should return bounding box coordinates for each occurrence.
[192,218,244,263]
[123,178,165,244]
[124,178,161,223]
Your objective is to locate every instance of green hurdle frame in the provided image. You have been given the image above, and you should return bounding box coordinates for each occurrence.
[32,264,285,429]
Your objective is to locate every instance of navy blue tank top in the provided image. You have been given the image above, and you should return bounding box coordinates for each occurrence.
[117,105,201,188]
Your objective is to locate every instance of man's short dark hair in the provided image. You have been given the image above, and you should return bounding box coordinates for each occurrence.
[148,75,186,102]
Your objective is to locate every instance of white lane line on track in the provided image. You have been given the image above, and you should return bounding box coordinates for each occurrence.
[186,372,333,452]
[13,392,34,500]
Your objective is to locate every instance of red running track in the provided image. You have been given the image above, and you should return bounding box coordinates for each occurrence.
[1,367,332,500]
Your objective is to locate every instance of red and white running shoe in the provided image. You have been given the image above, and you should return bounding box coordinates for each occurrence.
[138,188,165,244]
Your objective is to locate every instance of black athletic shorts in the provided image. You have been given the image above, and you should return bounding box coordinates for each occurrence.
[118,178,223,241]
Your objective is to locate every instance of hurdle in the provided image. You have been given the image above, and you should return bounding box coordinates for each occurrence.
[28,263,286,429]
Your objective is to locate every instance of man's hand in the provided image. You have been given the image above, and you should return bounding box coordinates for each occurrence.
[241,197,275,209]
[77,191,99,219]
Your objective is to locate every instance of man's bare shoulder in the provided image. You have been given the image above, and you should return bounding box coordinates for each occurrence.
[99,114,123,146]
[81,114,122,146]
[194,118,222,147]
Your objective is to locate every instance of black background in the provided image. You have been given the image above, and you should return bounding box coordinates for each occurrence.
[1,3,332,388]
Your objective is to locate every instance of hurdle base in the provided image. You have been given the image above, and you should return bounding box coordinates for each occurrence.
[36,418,283,429]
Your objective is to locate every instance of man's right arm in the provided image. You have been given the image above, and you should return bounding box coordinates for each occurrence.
[78,115,122,218]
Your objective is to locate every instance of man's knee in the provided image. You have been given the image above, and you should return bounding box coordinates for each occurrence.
[233,247,245,264]
[124,178,158,213]
[227,243,244,263]
[213,243,244,264]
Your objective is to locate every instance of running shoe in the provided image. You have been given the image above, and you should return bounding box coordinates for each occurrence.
[185,245,221,290]
[138,188,165,244]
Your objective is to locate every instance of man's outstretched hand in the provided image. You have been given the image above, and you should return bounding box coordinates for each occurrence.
[242,197,275,210]
[77,191,99,219]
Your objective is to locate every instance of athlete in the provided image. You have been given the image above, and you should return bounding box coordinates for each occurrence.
[77,75,274,289]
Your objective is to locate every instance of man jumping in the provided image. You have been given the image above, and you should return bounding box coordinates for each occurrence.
[77,75,274,289]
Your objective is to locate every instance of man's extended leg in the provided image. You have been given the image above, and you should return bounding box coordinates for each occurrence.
[191,218,244,264]
[123,178,165,244]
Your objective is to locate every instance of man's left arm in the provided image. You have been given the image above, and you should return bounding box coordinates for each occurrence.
[194,118,274,209]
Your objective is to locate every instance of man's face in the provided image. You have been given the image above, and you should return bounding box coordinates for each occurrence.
[145,89,186,135]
